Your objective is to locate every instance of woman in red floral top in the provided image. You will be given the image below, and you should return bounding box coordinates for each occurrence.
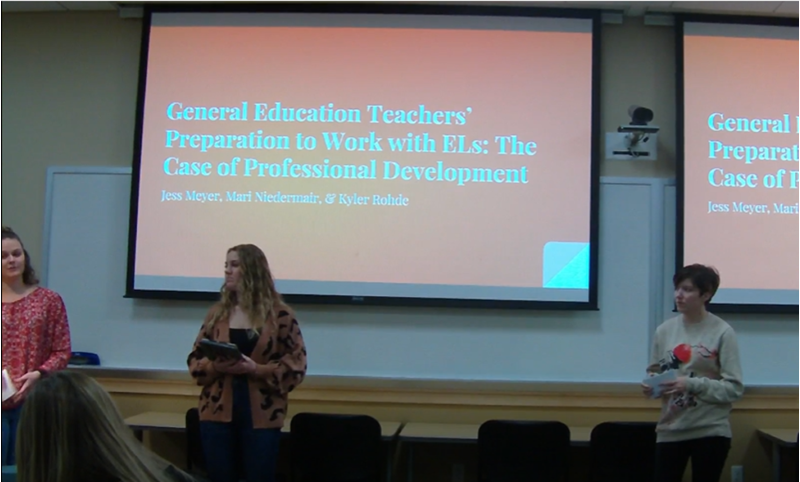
[1,227,71,466]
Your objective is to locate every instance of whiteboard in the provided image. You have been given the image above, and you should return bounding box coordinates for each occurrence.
[40,167,795,385]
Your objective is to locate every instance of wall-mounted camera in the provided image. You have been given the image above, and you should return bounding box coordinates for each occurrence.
[618,105,660,134]
[618,124,660,134]
[606,105,660,161]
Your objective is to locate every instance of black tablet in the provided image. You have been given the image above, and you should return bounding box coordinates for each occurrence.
[198,339,242,361]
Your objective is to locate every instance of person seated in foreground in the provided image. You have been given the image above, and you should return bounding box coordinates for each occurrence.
[15,369,202,482]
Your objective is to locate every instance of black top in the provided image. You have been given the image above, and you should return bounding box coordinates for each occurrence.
[228,328,258,357]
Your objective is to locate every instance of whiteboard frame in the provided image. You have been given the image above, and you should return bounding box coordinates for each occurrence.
[600,176,676,362]
[41,167,674,355]
[41,166,133,287]
[40,169,798,384]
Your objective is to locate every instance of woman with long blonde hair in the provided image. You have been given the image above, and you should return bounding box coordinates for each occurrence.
[15,370,196,482]
[187,244,307,482]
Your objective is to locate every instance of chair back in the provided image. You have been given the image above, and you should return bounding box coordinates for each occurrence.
[478,420,571,482]
[589,421,657,482]
[185,408,206,472]
[290,412,383,482]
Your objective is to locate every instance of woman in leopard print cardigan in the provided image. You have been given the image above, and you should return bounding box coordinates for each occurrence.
[187,244,307,482]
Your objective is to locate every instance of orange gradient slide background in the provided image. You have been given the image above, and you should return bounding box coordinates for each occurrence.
[135,23,593,287]
[683,33,798,291]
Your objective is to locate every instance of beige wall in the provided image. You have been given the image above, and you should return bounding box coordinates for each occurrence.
[2,12,142,261]
[1,11,677,265]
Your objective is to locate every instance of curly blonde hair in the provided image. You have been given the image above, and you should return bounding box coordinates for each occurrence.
[206,244,285,332]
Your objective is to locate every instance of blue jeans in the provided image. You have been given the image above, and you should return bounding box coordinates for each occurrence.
[200,378,282,482]
[2,405,22,466]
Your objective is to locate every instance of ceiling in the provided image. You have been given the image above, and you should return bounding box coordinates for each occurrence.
[1,1,798,17]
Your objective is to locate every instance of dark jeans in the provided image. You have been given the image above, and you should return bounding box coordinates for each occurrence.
[1,405,22,466]
[200,378,282,482]
[654,436,731,482]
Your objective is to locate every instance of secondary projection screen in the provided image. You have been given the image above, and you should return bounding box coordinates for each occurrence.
[128,7,600,308]
[679,18,799,312]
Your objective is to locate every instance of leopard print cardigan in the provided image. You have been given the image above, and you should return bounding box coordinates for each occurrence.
[187,305,307,429]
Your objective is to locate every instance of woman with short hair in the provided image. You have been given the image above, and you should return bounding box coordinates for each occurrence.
[643,264,744,482]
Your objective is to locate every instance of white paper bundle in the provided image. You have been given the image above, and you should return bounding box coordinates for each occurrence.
[1,369,17,402]
[642,369,678,399]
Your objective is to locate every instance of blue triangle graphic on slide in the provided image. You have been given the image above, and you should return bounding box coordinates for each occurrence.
[543,242,590,289]
[543,242,586,284]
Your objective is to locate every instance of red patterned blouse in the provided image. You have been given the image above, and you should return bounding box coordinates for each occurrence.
[2,287,72,409]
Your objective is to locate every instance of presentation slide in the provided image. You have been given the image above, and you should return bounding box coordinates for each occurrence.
[682,21,798,307]
[130,11,598,305]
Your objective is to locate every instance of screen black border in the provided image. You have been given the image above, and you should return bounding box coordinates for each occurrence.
[125,2,603,311]
[674,12,798,315]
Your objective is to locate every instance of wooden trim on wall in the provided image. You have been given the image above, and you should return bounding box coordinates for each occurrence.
[82,368,798,411]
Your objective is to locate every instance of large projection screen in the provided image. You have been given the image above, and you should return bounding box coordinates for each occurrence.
[677,15,798,314]
[126,5,601,309]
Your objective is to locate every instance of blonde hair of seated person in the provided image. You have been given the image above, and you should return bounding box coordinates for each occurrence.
[15,370,191,482]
